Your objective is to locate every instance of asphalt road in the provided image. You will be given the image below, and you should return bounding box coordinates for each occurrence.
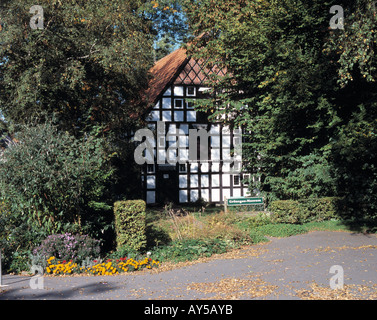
[1,231,377,300]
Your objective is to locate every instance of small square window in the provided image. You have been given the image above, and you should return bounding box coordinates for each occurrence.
[174,99,183,109]
[233,175,240,186]
[179,164,187,173]
[187,101,195,109]
[187,86,196,96]
[147,164,155,173]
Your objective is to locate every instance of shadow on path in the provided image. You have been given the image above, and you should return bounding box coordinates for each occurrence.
[0,276,122,300]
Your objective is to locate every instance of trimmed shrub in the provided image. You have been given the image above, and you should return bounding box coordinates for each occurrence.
[269,197,340,224]
[114,200,147,252]
[299,197,339,222]
[269,200,302,224]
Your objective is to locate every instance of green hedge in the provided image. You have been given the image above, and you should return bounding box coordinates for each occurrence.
[114,200,147,252]
[269,197,340,224]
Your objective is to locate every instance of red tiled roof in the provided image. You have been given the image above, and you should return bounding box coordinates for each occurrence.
[145,47,189,105]
[145,41,227,108]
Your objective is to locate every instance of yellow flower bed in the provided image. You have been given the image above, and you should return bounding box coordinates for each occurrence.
[45,256,160,276]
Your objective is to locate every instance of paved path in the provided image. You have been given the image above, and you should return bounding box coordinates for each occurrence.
[1,231,377,300]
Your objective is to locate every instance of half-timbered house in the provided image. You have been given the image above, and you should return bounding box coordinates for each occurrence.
[141,47,250,205]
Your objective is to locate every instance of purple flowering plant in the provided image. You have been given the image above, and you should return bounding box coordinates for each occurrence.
[33,233,101,264]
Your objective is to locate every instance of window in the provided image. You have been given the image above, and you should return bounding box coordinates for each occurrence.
[187,101,195,109]
[147,176,156,189]
[243,174,250,185]
[190,190,199,202]
[174,99,183,109]
[147,191,156,204]
[147,164,155,173]
[179,190,188,203]
[187,86,196,96]
[179,164,187,173]
[179,175,187,188]
[233,175,241,186]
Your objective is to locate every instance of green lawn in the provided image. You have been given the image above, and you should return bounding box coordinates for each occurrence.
[145,205,353,262]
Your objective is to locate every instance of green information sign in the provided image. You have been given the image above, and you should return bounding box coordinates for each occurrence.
[227,197,264,206]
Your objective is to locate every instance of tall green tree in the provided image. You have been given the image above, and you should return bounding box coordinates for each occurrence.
[183,0,340,201]
[184,0,377,226]
[0,0,154,136]
[326,0,377,227]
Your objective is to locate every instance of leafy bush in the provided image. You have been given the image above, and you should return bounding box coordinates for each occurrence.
[264,153,336,201]
[248,231,270,244]
[0,201,46,272]
[32,233,101,267]
[236,213,273,230]
[298,197,339,222]
[269,197,340,224]
[107,244,140,261]
[269,200,302,224]
[114,200,147,252]
[0,121,114,237]
[330,107,377,229]
[151,238,233,263]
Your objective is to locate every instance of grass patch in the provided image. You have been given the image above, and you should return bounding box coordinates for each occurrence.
[254,223,308,238]
[304,219,350,232]
[144,205,353,263]
[151,238,234,263]
[247,219,350,243]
